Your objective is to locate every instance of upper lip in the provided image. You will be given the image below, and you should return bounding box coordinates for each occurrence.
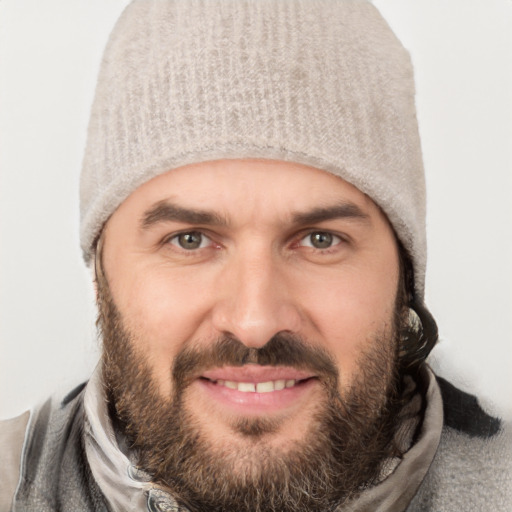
[200,365,316,383]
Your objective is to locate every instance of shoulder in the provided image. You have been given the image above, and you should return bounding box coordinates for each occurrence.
[437,376,502,437]
[0,411,31,512]
[409,377,512,511]
[1,382,92,512]
[12,383,90,505]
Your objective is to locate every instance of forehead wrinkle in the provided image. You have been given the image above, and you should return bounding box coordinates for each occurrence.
[141,199,229,229]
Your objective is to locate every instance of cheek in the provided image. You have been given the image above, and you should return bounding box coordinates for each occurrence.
[109,267,217,391]
[299,262,398,383]
[125,273,203,337]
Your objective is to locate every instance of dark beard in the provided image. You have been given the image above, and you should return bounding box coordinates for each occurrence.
[98,271,405,512]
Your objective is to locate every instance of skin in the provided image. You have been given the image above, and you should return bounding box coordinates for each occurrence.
[101,158,400,454]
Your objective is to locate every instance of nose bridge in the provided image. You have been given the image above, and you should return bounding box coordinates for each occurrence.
[212,244,300,347]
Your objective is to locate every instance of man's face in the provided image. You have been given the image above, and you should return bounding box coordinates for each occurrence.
[99,159,403,510]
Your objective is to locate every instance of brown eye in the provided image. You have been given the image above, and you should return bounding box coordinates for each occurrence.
[170,232,209,250]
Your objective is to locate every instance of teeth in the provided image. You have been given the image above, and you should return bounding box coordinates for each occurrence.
[274,380,286,390]
[238,382,256,392]
[215,379,297,392]
[256,381,274,393]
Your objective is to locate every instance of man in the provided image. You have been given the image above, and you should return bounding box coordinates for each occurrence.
[1,1,510,511]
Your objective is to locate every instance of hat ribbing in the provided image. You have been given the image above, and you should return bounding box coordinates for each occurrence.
[80,0,427,298]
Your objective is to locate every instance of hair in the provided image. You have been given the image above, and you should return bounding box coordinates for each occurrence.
[396,241,439,373]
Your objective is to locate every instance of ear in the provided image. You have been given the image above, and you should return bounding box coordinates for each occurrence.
[92,229,106,301]
[92,262,99,299]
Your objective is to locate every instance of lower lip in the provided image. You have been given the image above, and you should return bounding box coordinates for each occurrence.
[195,378,318,415]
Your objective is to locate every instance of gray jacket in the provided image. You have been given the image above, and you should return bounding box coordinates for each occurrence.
[1,370,510,512]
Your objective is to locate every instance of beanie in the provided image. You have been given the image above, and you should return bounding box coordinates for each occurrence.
[80,0,427,299]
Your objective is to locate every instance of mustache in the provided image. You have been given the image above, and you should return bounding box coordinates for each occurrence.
[172,333,339,389]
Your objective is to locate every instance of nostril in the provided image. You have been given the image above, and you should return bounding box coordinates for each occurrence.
[211,294,302,350]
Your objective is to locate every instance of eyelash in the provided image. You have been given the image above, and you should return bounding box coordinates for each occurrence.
[163,231,216,252]
[162,229,348,255]
[294,230,346,253]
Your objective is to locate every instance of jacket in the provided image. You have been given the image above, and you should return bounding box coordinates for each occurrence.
[1,367,510,512]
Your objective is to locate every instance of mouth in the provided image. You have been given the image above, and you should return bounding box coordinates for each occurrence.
[193,366,319,415]
[204,378,308,393]
[204,379,308,393]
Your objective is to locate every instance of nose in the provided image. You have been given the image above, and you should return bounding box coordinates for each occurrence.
[211,250,302,348]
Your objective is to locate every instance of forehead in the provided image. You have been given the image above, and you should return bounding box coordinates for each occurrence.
[113,159,381,225]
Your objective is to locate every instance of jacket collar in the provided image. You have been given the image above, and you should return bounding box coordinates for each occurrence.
[83,365,443,512]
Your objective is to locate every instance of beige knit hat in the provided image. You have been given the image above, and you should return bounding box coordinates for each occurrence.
[80,0,427,299]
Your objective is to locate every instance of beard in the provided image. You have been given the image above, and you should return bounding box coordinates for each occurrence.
[97,271,406,512]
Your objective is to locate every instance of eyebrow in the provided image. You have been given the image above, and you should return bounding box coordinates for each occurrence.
[141,200,228,229]
[141,200,370,230]
[291,203,371,226]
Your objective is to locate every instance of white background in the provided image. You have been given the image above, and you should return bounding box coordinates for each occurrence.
[1,0,511,420]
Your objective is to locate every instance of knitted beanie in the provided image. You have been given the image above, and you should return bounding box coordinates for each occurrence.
[80,0,427,299]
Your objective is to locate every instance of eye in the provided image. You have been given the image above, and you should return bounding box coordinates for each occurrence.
[168,231,211,250]
[299,231,342,250]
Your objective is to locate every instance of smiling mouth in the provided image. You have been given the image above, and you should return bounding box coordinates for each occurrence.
[201,377,314,393]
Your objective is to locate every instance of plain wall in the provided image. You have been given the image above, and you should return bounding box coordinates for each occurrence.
[1,0,511,420]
